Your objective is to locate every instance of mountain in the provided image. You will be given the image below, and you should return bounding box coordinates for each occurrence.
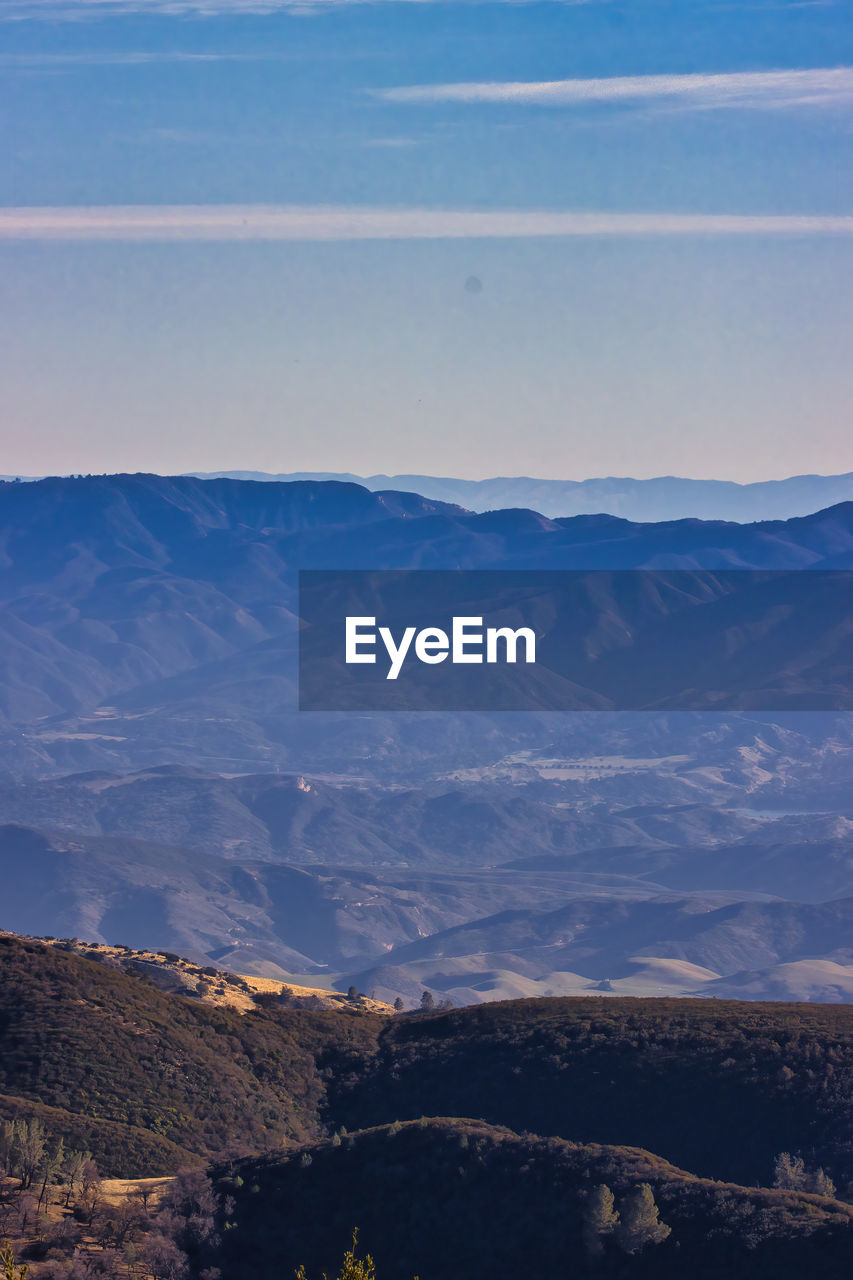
[2,766,853,997]
[345,893,853,1005]
[192,468,853,523]
[4,473,853,776]
[4,474,853,1007]
[0,765,803,873]
[12,466,853,523]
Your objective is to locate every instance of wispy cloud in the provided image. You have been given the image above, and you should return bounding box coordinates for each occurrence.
[2,204,853,241]
[0,0,605,16]
[0,50,280,65]
[362,136,422,148]
[1,0,302,13]
[375,67,853,111]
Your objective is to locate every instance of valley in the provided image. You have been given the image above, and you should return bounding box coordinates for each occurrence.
[2,475,853,1008]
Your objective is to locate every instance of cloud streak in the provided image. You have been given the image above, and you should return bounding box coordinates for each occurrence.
[375,67,853,110]
[2,0,313,14]
[0,51,281,65]
[0,0,603,15]
[2,204,853,241]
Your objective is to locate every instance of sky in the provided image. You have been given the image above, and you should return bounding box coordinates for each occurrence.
[0,0,852,481]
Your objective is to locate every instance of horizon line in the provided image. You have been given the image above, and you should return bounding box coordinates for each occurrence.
[5,468,853,487]
[3,204,853,241]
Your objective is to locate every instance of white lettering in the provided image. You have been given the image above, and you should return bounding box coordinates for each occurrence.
[415,628,450,664]
[379,625,417,681]
[346,617,377,664]
[452,616,484,664]
[344,616,537,679]
[486,626,536,664]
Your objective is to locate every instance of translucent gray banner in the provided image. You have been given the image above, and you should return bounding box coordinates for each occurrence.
[298,569,853,711]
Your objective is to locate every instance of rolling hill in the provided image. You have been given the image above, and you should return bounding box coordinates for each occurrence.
[3,933,853,1277]
[3,933,853,1192]
[218,1117,853,1280]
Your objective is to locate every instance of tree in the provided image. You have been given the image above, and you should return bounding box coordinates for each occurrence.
[582,1184,619,1258]
[80,1160,103,1228]
[63,1149,91,1208]
[0,1242,28,1280]
[615,1184,670,1255]
[36,1138,64,1213]
[130,1180,157,1216]
[141,1233,189,1280]
[0,1124,15,1177]
[773,1152,807,1190]
[295,1230,373,1280]
[295,1229,417,1280]
[393,998,405,1013]
[808,1167,837,1198]
[12,1120,46,1191]
[419,991,435,1012]
[773,1152,836,1197]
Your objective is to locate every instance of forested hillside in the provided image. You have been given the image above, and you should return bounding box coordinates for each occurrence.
[3,935,853,1188]
[2,934,853,1277]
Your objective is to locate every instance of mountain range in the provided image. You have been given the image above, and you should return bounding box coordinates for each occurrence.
[192,468,853,523]
[4,473,853,733]
[2,473,853,1005]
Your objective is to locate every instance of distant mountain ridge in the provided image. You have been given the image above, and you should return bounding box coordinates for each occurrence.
[191,469,853,523]
[8,469,853,522]
[3,473,853,707]
[3,472,853,773]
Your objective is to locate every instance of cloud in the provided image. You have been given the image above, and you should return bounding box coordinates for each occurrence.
[374,67,853,111]
[1,0,302,13]
[2,204,853,241]
[0,0,605,15]
[0,51,279,64]
[362,136,422,148]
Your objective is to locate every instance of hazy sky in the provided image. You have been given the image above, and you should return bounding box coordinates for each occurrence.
[1,0,852,481]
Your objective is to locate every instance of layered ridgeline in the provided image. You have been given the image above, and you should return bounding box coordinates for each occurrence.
[192,468,853,524]
[1,772,853,1002]
[1,935,852,1279]
[12,468,853,522]
[3,472,853,775]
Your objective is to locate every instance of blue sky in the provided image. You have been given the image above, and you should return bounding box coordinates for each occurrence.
[1,0,852,481]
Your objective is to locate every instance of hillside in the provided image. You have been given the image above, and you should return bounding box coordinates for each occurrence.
[216,1118,853,1280]
[0,933,384,1174]
[326,995,853,1190]
[8,933,391,1014]
[3,935,853,1194]
[3,768,853,1004]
